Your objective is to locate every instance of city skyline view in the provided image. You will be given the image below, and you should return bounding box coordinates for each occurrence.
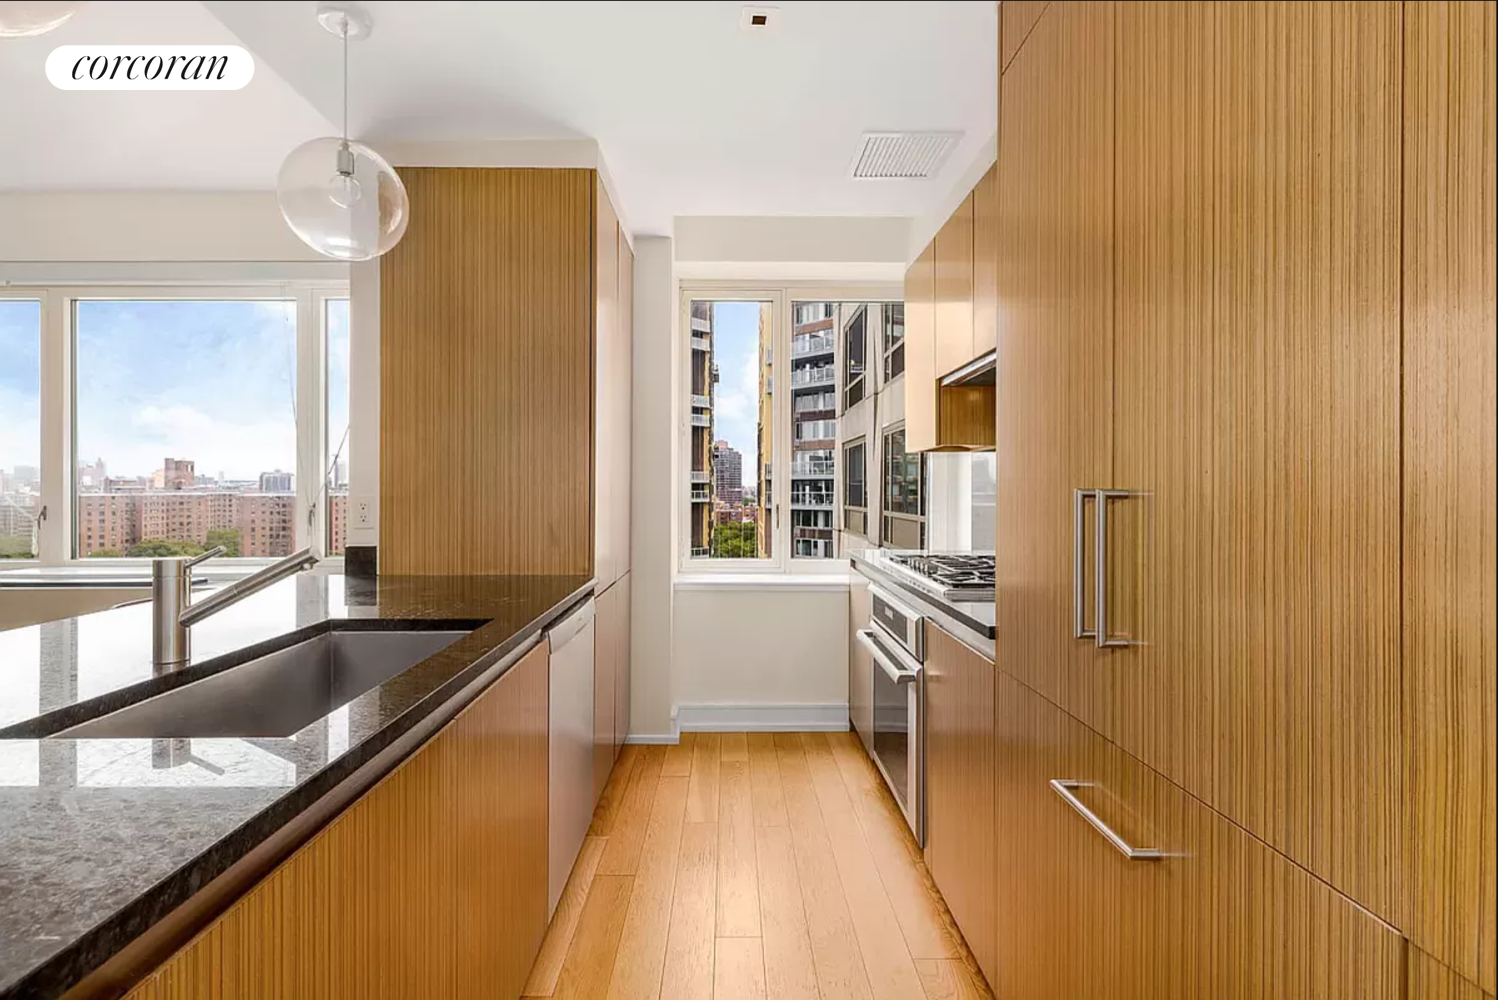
[707,301,761,480]
[2,297,352,558]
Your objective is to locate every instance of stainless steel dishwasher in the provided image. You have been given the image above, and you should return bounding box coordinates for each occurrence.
[547,597,595,917]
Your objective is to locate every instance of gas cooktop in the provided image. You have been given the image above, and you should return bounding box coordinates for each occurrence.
[883,551,996,602]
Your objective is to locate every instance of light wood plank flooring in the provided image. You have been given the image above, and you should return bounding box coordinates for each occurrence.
[523,732,993,1000]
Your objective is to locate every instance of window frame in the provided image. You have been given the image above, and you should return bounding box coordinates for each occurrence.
[881,422,928,550]
[0,282,349,568]
[0,291,46,562]
[678,282,901,576]
[882,302,906,383]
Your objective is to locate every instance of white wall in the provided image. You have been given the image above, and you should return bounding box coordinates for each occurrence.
[670,585,849,733]
[0,192,327,263]
[629,236,677,740]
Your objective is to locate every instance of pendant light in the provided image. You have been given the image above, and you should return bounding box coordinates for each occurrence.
[0,1,82,36]
[276,2,408,262]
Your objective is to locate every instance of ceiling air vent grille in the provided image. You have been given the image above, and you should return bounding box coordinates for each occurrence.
[849,132,962,180]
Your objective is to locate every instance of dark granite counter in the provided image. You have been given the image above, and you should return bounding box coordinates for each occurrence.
[0,573,592,1000]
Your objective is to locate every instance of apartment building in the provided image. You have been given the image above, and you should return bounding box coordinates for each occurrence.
[687,300,715,557]
[789,301,838,558]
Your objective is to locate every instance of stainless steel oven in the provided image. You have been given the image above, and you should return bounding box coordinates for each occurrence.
[856,584,925,845]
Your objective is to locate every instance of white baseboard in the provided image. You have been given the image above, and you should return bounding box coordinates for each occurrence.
[623,704,850,744]
[676,702,849,733]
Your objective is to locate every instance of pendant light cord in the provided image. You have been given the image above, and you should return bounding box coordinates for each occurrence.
[341,18,349,142]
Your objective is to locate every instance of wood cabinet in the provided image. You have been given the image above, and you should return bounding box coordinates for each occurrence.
[123,642,551,1000]
[1000,0,1049,72]
[971,164,998,359]
[932,191,975,379]
[923,622,995,989]
[594,175,621,589]
[903,243,938,453]
[380,168,594,575]
[991,0,1114,724]
[613,572,631,758]
[594,582,619,804]
[1403,1,1497,990]
[993,669,1404,1000]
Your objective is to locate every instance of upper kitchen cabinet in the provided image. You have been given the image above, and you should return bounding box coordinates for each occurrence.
[904,172,997,452]
[1403,0,1496,989]
[933,191,975,378]
[379,166,631,586]
[991,0,1114,713]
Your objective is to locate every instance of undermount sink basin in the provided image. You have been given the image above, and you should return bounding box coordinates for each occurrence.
[54,629,469,740]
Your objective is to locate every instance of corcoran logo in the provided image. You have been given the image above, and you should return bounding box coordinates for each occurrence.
[45,45,254,90]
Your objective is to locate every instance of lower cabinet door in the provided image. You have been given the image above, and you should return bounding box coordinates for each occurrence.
[123,642,551,1000]
[993,668,1404,1000]
[613,573,631,757]
[593,583,618,804]
[924,622,997,987]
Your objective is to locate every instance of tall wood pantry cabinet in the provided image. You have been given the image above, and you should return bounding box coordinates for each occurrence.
[990,1,1496,996]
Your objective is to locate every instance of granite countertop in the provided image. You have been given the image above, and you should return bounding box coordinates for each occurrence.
[0,573,592,1000]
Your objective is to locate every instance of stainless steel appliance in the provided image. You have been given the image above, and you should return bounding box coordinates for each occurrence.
[547,597,595,917]
[884,551,996,603]
[856,583,926,845]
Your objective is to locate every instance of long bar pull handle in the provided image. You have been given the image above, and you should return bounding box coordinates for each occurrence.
[1072,489,1096,639]
[1095,490,1140,648]
[1049,779,1164,860]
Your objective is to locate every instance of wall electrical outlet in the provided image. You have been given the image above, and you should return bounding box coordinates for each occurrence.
[353,496,376,529]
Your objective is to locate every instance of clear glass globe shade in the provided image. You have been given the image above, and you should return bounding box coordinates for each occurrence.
[0,1,82,36]
[276,137,408,262]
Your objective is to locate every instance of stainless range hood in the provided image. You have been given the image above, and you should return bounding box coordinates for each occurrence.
[940,350,996,387]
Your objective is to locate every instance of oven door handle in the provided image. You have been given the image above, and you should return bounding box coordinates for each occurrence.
[857,629,921,685]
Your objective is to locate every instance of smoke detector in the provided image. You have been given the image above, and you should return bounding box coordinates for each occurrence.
[849,132,963,180]
[740,6,779,31]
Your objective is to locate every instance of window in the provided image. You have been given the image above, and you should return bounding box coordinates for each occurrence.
[685,298,773,561]
[882,303,906,381]
[325,298,351,555]
[1,299,42,559]
[74,300,298,558]
[844,438,867,537]
[883,425,927,550]
[0,284,348,566]
[683,290,902,569]
[843,306,867,410]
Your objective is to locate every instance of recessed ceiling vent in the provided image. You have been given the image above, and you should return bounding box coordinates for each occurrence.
[849,132,962,180]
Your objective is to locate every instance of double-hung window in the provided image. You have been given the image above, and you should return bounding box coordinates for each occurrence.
[0,284,349,567]
[882,424,927,549]
[681,288,900,570]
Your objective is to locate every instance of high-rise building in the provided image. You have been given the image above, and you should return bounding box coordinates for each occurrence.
[77,458,107,492]
[757,327,774,558]
[76,487,297,558]
[259,470,294,492]
[789,302,838,558]
[154,458,195,490]
[713,440,744,502]
[688,300,716,557]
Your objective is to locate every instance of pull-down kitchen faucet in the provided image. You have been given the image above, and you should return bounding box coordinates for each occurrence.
[152,546,319,669]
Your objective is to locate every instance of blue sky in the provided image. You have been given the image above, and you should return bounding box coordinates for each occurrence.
[710,301,763,484]
[1,298,352,484]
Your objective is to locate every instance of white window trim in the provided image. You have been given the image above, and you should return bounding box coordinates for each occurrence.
[1,281,349,569]
[677,280,901,577]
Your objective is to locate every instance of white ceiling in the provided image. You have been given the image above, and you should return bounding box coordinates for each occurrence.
[0,1,333,190]
[3,1,997,235]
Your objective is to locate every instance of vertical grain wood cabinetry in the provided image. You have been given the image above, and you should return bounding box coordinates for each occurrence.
[971,164,998,359]
[923,622,996,989]
[616,231,635,588]
[992,671,1404,1000]
[594,176,620,590]
[1403,1,1497,990]
[903,243,938,452]
[380,169,594,575]
[123,642,551,1000]
[1000,0,1050,71]
[1210,0,1403,923]
[933,191,975,379]
[992,0,1114,722]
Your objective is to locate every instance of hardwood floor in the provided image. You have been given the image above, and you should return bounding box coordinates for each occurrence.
[523,732,992,1000]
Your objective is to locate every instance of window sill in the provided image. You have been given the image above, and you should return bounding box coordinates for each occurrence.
[674,572,849,593]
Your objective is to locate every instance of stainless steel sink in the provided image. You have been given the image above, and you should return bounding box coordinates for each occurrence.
[54,630,469,739]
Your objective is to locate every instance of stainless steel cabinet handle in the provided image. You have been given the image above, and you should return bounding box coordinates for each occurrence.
[1050,779,1163,860]
[1094,490,1140,648]
[856,629,919,685]
[1073,489,1096,640]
